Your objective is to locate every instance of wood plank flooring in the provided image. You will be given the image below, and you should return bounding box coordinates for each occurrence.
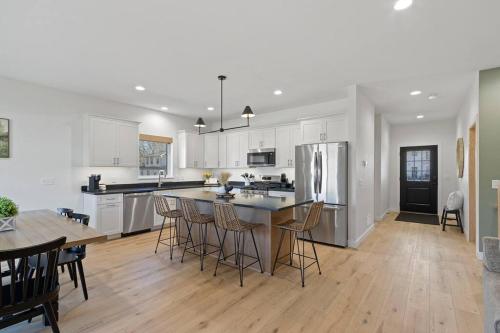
[7,212,483,333]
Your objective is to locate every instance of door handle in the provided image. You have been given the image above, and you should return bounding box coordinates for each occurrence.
[314,152,318,194]
[318,151,323,193]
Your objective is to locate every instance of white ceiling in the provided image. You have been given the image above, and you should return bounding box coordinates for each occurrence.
[1,1,499,121]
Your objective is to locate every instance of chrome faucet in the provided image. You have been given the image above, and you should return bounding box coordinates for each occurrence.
[158,170,166,188]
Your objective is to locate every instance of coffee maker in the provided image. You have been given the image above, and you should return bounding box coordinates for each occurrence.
[88,174,101,192]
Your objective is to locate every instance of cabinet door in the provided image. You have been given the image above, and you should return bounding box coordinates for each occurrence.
[325,114,347,142]
[98,203,123,235]
[275,127,291,168]
[290,126,300,166]
[116,122,138,167]
[226,133,240,168]
[218,134,227,168]
[248,130,262,150]
[194,134,204,168]
[261,128,276,148]
[301,119,325,144]
[238,132,249,168]
[90,117,117,166]
[185,133,196,168]
[204,134,219,168]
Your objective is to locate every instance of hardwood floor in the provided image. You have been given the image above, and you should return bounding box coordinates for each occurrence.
[8,212,483,333]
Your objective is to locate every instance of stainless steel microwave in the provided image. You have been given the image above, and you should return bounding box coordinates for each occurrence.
[247,148,276,167]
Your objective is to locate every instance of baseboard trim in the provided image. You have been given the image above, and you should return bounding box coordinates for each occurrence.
[477,249,484,261]
[348,223,375,248]
[375,209,391,222]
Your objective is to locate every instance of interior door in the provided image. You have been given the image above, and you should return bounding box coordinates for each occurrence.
[400,145,438,214]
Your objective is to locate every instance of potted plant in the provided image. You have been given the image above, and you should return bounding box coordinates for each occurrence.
[202,171,213,184]
[0,196,18,232]
[218,172,233,194]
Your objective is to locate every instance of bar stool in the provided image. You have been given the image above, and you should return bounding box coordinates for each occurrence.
[272,201,324,287]
[212,202,263,287]
[153,195,183,259]
[179,198,224,271]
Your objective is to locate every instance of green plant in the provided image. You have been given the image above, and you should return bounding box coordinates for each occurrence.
[0,196,18,218]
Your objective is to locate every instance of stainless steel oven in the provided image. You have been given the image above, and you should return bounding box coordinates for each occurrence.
[247,148,276,167]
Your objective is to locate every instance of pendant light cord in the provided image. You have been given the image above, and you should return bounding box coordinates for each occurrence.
[220,77,223,131]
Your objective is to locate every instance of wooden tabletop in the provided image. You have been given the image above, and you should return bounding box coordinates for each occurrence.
[0,209,106,251]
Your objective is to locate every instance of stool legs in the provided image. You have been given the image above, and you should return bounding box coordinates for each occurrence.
[308,230,322,275]
[214,230,228,277]
[250,229,264,274]
[442,209,463,233]
[155,216,166,254]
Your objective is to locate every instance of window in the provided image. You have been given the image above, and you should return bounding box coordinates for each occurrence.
[406,149,431,181]
[139,134,173,178]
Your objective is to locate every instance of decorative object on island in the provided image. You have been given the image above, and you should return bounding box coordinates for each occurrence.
[202,171,213,184]
[241,173,255,186]
[0,196,18,232]
[0,118,9,158]
[217,172,235,198]
[194,75,255,135]
[456,137,464,178]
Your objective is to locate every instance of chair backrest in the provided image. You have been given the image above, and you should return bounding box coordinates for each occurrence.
[213,202,242,230]
[179,198,203,224]
[57,208,73,218]
[153,195,172,216]
[446,191,464,210]
[71,213,90,254]
[302,201,324,231]
[0,237,66,317]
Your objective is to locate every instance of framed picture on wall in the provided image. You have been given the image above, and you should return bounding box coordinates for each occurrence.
[0,118,9,158]
[456,137,464,178]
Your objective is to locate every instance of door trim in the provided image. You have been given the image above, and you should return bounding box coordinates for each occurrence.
[468,123,477,243]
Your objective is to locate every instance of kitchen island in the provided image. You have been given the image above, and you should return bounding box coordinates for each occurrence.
[163,188,310,273]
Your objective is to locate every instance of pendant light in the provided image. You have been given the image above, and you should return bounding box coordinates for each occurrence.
[194,75,255,134]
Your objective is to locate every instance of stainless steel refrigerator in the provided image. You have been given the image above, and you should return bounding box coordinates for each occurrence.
[295,142,348,247]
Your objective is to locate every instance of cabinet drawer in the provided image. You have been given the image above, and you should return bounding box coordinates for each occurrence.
[96,194,123,204]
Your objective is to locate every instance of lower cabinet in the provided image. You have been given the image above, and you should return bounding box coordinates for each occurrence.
[83,193,123,238]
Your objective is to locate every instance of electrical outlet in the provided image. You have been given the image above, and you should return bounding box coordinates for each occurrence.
[40,177,55,185]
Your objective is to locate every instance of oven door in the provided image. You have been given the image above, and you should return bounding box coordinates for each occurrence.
[247,149,275,167]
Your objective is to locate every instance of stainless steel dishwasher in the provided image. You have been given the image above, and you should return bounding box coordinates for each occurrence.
[123,192,154,235]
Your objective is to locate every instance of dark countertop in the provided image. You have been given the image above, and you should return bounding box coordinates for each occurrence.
[229,181,295,192]
[81,181,295,195]
[162,188,309,212]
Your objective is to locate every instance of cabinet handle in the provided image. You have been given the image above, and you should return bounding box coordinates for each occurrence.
[117,157,120,165]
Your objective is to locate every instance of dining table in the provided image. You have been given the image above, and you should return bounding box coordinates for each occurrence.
[0,209,106,324]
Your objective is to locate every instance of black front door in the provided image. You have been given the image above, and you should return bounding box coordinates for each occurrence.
[400,145,438,214]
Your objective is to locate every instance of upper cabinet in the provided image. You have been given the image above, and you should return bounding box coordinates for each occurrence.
[203,134,219,168]
[178,131,204,168]
[248,128,276,149]
[218,134,227,168]
[275,125,300,168]
[227,131,248,168]
[300,114,347,144]
[86,116,139,167]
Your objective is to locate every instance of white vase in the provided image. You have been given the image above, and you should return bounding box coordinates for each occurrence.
[0,216,16,232]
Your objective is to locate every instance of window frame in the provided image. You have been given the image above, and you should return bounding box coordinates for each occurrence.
[138,134,174,180]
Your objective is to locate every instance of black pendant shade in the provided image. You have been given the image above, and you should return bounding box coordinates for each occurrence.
[194,117,206,128]
[195,75,255,134]
[241,106,255,118]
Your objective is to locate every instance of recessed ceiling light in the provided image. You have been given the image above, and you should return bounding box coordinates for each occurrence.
[273,90,283,96]
[207,107,215,111]
[417,114,424,119]
[428,94,438,100]
[410,90,422,96]
[135,85,146,91]
[394,0,413,11]
[161,106,168,111]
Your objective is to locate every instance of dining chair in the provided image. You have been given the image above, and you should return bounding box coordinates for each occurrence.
[0,237,66,333]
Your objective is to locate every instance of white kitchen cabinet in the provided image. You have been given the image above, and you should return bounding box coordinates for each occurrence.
[249,128,276,149]
[300,115,346,144]
[227,131,248,168]
[178,131,205,168]
[83,193,123,237]
[87,116,139,167]
[218,134,227,168]
[276,125,300,168]
[203,134,219,168]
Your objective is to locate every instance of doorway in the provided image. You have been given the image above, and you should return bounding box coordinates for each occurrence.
[400,145,438,214]
[468,124,477,243]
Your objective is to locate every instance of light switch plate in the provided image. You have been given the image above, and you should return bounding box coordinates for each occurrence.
[40,177,55,185]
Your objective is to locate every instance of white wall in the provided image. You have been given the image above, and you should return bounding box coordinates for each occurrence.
[0,77,202,212]
[388,119,458,213]
[374,114,391,220]
[455,72,479,244]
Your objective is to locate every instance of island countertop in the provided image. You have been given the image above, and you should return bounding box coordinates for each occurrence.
[162,188,310,211]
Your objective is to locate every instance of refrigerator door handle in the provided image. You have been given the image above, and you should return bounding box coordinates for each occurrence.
[319,151,323,193]
[313,151,318,194]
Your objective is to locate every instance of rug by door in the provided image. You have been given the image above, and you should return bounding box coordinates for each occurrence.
[395,212,440,225]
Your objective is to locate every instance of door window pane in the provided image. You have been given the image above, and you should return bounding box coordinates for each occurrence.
[406,149,431,182]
